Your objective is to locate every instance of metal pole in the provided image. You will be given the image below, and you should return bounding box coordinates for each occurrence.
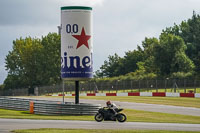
[116,81,118,93]
[75,81,79,104]
[131,80,133,92]
[156,79,158,92]
[123,80,125,92]
[194,79,196,93]
[101,82,103,93]
[184,79,186,93]
[62,80,65,104]
[57,25,61,35]
[139,80,141,92]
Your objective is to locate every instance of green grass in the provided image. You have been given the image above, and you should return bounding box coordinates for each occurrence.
[1,108,200,124]
[124,109,200,124]
[0,109,92,121]
[13,129,200,133]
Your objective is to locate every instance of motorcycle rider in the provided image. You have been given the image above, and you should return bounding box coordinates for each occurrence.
[106,101,118,116]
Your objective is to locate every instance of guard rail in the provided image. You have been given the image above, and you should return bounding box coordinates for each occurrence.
[0,97,101,115]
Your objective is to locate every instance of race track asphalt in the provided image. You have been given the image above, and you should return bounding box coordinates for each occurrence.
[1,119,200,133]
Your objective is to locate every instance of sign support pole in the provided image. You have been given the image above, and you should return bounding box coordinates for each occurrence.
[62,80,65,104]
[75,81,79,104]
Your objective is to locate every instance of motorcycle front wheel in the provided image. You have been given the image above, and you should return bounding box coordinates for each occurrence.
[94,113,104,122]
[117,113,126,122]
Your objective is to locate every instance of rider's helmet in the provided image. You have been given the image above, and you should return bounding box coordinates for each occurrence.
[106,101,111,106]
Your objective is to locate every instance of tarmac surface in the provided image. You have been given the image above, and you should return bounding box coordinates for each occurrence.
[1,119,200,133]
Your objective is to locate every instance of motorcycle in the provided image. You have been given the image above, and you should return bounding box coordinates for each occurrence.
[94,107,127,122]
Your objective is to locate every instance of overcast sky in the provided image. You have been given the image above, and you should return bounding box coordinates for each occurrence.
[0,0,200,84]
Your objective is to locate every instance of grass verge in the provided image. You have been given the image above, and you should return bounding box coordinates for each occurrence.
[13,129,200,133]
[1,108,200,124]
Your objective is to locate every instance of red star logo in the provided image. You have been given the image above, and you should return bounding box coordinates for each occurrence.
[72,27,91,49]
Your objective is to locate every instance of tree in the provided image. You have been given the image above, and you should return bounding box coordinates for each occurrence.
[163,11,200,75]
[154,33,194,76]
[4,33,61,91]
[118,50,144,75]
[39,33,61,85]
[96,53,121,77]
[4,37,42,90]
[96,50,144,78]
[138,37,160,74]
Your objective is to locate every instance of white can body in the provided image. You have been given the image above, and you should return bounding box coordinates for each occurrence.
[61,6,93,80]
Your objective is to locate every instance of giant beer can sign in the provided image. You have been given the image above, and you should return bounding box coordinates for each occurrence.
[61,6,93,80]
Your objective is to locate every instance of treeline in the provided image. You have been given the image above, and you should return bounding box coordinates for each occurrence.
[1,12,200,91]
[95,12,200,80]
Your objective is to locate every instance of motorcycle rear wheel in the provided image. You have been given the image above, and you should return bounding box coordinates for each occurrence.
[117,113,126,122]
[94,113,104,122]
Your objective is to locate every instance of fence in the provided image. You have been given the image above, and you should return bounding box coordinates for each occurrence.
[0,97,30,110]
[0,97,101,115]
[38,79,200,95]
[0,88,28,96]
[0,79,200,96]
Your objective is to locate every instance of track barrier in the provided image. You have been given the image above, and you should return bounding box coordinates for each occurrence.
[50,92,200,98]
[0,97,101,115]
